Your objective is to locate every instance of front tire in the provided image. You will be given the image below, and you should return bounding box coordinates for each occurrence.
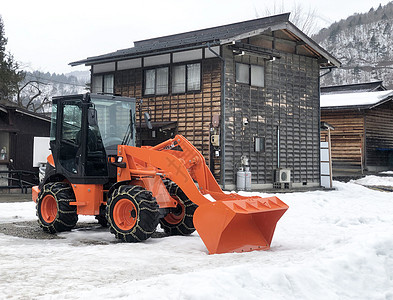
[106,185,159,242]
[36,182,78,233]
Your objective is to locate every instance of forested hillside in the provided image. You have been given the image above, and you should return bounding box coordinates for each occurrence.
[313,2,393,88]
[15,71,88,112]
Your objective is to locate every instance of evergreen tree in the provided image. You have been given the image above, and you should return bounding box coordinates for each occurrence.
[383,22,391,35]
[0,15,24,102]
[369,34,377,49]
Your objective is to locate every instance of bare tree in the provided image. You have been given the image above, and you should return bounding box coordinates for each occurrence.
[16,80,51,112]
[261,1,319,35]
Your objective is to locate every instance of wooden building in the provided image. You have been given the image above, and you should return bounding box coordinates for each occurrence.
[321,85,393,175]
[0,104,51,188]
[71,13,340,189]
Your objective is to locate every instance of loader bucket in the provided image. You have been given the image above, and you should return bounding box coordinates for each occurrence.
[193,196,288,254]
[120,136,288,254]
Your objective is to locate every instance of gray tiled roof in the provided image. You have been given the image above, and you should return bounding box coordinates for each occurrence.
[321,81,386,94]
[70,13,340,68]
[70,13,290,66]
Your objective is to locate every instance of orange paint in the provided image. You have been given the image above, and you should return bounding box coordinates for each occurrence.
[118,135,289,254]
[69,184,104,215]
[47,154,55,167]
[40,194,57,224]
[113,198,137,230]
[32,186,40,203]
[35,133,288,254]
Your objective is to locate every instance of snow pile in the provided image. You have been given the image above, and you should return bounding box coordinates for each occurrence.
[353,175,393,187]
[0,178,392,299]
[380,170,393,175]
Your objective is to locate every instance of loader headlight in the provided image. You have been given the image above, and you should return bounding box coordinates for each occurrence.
[117,157,123,163]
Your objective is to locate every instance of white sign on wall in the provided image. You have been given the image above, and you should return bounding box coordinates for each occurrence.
[320,141,332,188]
[33,137,51,167]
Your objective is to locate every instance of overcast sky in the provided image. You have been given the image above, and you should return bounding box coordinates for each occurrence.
[1,0,390,74]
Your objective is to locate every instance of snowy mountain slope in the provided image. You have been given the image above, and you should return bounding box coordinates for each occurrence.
[16,71,88,112]
[0,178,392,299]
[314,2,393,88]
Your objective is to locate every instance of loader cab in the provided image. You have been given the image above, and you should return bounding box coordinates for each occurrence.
[50,93,136,184]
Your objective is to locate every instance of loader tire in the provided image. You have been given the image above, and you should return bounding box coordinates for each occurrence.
[36,182,78,233]
[160,180,198,236]
[95,214,108,227]
[106,185,159,242]
[95,205,108,227]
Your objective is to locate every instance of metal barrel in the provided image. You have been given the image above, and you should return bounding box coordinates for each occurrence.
[193,196,288,254]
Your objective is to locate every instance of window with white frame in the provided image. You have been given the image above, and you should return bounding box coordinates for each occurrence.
[92,74,114,94]
[144,67,169,95]
[236,63,264,87]
[171,63,201,94]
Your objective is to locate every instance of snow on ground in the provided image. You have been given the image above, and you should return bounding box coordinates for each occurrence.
[380,171,393,175]
[352,175,393,187]
[0,178,393,299]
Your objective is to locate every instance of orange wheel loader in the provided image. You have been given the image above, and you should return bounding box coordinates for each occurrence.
[32,93,288,254]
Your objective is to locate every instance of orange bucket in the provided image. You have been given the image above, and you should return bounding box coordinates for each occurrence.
[193,196,288,254]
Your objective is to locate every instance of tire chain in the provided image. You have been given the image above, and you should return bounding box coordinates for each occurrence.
[36,182,78,233]
[160,179,198,235]
[107,185,160,243]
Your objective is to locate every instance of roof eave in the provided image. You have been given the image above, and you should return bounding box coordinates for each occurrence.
[69,41,221,67]
[15,109,51,122]
[284,22,341,68]
[219,23,286,45]
[321,105,370,110]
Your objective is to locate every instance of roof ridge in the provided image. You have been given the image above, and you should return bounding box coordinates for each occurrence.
[133,13,290,48]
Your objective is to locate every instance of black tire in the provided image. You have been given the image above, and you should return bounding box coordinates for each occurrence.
[36,182,78,233]
[95,205,108,227]
[95,214,108,227]
[159,180,198,235]
[106,185,159,242]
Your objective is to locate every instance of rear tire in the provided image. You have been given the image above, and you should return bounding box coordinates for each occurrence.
[36,182,78,233]
[159,180,198,235]
[106,185,159,242]
[95,214,108,227]
[95,205,108,227]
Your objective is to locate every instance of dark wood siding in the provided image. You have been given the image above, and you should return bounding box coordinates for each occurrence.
[106,29,325,188]
[365,101,393,168]
[223,46,321,186]
[320,110,365,175]
[11,112,50,171]
[115,58,222,176]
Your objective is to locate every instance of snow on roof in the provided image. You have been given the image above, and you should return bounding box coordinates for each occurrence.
[321,90,393,108]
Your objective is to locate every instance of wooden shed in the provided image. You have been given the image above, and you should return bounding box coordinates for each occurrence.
[0,104,51,189]
[321,86,393,175]
[71,13,340,190]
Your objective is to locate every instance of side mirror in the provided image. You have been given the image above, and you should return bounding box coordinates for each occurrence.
[88,108,98,126]
[144,112,152,130]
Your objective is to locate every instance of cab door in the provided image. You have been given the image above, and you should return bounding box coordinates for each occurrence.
[58,100,83,175]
